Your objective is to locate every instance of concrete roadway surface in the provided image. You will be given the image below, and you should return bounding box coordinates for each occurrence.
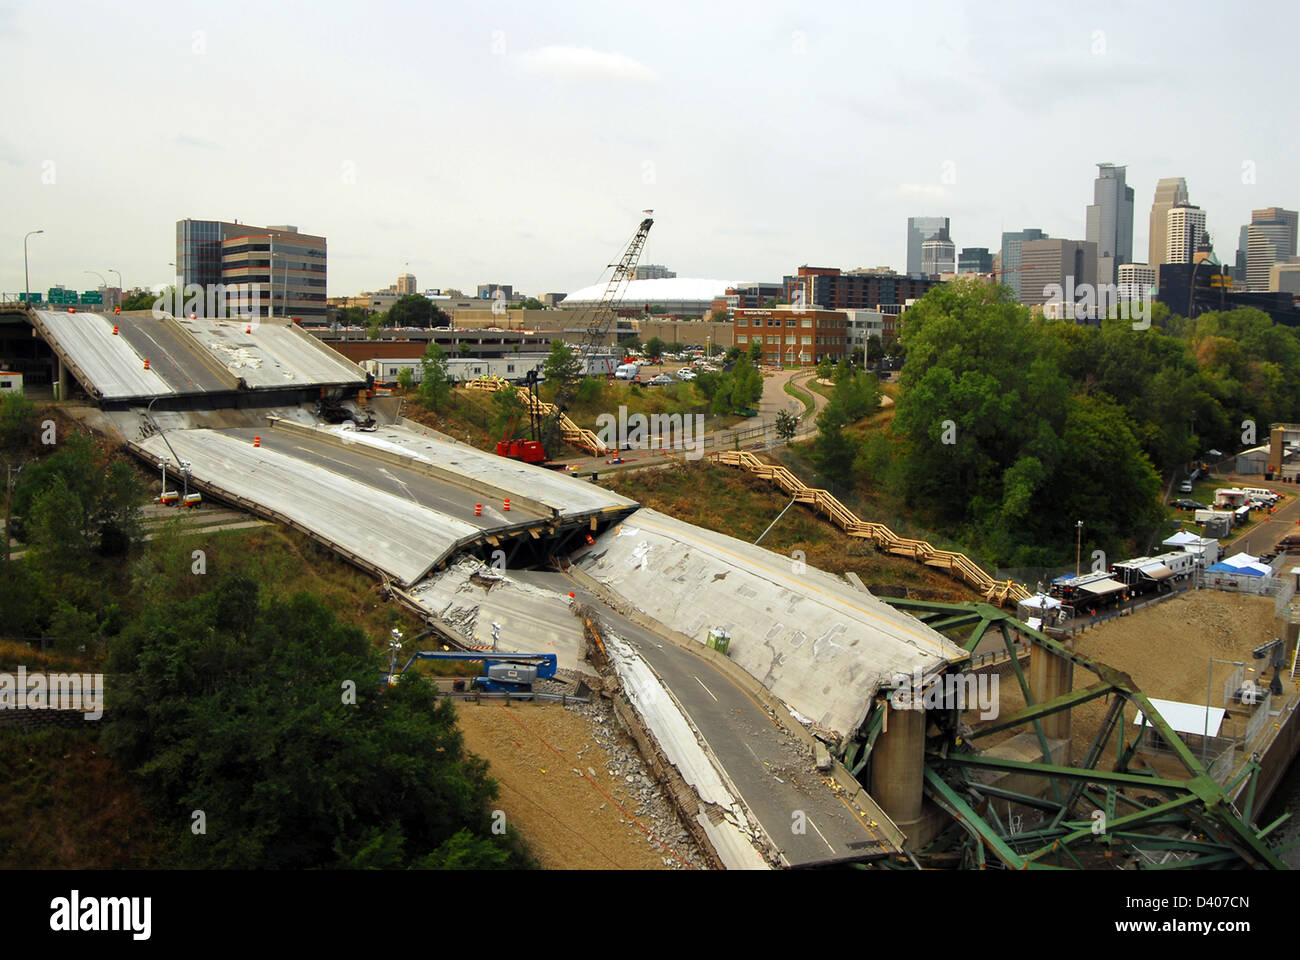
[113,314,235,394]
[220,426,541,529]
[520,568,888,867]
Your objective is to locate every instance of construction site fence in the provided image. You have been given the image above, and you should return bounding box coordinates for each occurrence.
[711,449,1029,607]
[1245,692,1274,747]
[1275,575,1297,618]
[1137,733,1237,786]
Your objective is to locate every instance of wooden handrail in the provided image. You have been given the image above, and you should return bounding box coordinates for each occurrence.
[713,450,1029,606]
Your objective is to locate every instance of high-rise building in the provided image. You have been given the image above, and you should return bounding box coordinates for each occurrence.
[999,228,1047,301]
[1019,238,1097,309]
[1147,177,1189,266]
[958,248,994,274]
[1166,205,1207,265]
[1235,225,1250,285]
[176,219,327,321]
[1247,207,1299,292]
[1085,163,1134,286]
[783,266,942,311]
[397,273,417,295]
[921,237,956,276]
[906,217,950,276]
[477,283,514,301]
[634,264,676,280]
[1117,263,1157,301]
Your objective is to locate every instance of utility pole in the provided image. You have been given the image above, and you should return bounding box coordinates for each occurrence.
[1075,520,1084,576]
[24,230,44,303]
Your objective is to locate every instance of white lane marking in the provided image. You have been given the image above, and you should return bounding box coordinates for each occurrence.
[807,816,835,853]
[744,742,760,761]
[693,675,719,702]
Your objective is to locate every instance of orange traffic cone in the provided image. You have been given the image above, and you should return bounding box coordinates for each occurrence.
[253,436,261,447]
[143,358,150,370]
[504,498,511,512]
[474,503,482,517]
[112,325,119,335]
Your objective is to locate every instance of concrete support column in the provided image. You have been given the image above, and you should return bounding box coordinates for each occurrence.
[870,703,926,827]
[56,355,65,400]
[1029,645,1074,741]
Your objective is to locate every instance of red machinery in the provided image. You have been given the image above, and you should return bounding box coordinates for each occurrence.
[495,369,549,465]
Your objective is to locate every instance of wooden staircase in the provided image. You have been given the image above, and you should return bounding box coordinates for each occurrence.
[712,450,1029,607]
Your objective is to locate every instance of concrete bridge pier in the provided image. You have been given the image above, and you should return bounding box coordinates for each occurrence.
[870,702,926,829]
[1029,644,1074,741]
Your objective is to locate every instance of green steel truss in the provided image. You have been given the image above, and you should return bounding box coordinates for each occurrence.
[864,598,1290,870]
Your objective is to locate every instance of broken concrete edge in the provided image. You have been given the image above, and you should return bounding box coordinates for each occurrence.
[583,616,776,870]
[160,314,243,391]
[265,415,559,520]
[568,559,909,856]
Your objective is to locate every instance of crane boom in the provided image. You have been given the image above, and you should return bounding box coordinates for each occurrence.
[575,212,654,363]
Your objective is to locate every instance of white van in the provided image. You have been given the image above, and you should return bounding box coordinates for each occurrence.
[1241,487,1279,504]
[613,363,640,380]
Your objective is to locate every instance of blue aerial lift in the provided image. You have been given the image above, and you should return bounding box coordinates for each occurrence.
[382,650,558,696]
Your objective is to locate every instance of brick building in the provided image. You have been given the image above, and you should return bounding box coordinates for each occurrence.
[733,306,847,366]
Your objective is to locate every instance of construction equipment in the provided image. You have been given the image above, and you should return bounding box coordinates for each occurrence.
[385,651,559,696]
[567,212,654,387]
[496,369,550,465]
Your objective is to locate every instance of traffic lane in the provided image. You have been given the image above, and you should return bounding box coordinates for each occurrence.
[114,315,232,393]
[553,573,883,866]
[1224,491,1300,555]
[220,427,548,528]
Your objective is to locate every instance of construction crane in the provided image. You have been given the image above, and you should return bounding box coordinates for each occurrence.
[572,212,655,378]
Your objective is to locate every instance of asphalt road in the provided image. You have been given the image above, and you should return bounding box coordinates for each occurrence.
[536,568,888,866]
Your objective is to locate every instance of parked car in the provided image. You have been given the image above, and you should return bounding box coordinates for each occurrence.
[647,373,674,386]
[677,369,697,381]
[1178,480,1194,493]
[1169,498,1206,510]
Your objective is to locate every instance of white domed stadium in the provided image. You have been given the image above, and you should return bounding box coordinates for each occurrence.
[559,277,735,317]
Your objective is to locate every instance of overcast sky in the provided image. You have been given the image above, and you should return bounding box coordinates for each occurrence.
[3,0,1297,299]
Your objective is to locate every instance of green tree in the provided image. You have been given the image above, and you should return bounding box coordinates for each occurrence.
[418,343,452,411]
[490,387,527,438]
[775,409,798,442]
[366,315,383,341]
[386,294,442,328]
[120,289,158,311]
[103,578,533,869]
[813,400,858,490]
[644,337,665,361]
[396,367,414,391]
[543,340,582,402]
[518,297,546,310]
[748,340,764,363]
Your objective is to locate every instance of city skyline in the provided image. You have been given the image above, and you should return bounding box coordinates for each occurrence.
[4,0,1298,299]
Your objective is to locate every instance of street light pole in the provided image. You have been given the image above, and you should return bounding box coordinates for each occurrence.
[1075,520,1084,576]
[23,230,44,303]
[108,269,122,308]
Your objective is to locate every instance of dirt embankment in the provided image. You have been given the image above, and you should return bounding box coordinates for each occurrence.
[452,697,707,870]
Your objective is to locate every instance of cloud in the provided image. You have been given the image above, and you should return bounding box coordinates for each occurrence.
[167,133,222,150]
[891,183,949,200]
[520,46,657,83]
